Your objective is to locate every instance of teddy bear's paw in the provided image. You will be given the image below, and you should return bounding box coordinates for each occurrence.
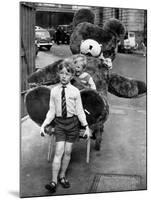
[108,73,146,98]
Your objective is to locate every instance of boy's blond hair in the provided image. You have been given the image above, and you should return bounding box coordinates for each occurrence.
[58,58,75,75]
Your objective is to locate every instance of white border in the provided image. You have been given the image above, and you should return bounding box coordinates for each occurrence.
[0,0,150,200]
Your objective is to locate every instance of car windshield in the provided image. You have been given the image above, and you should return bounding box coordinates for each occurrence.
[35,26,43,30]
[58,25,72,32]
[36,30,50,38]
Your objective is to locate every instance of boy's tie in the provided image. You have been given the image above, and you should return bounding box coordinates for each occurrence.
[61,86,67,118]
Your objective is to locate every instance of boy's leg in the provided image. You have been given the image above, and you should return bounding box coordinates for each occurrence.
[52,141,65,183]
[59,142,73,179]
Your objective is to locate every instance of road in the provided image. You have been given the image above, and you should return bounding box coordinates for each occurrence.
[20,44,147,197]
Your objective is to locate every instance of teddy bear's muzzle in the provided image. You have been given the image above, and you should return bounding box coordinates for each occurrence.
[99,53,112,70]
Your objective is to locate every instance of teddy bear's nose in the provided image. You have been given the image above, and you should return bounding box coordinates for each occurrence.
[89,45,93,50]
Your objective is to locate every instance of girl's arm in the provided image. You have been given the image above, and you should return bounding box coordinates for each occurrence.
[88,77,96,90]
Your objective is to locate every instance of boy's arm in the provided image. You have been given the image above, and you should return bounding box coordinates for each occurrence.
[40,91,56,135]
[75,90,88,127]
[75,91,91,139]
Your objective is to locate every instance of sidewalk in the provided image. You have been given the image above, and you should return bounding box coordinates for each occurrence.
[20,103,146,197]
[35,51,60,69]
[132,49,146,56]
[35,44,72,69]
[21,45,146,197]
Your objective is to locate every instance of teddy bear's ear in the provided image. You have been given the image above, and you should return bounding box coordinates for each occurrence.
[103,18,126,40]
[25,86,51,126]
[72,8,95,28]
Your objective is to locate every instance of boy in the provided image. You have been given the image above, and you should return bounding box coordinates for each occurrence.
[73,54,96,90]
[40,58,91,193]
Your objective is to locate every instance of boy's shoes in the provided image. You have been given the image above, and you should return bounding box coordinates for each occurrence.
[58,177,70,188]
[45,181,57,193]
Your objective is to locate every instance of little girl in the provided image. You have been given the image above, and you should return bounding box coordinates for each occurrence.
[72,54,96,90]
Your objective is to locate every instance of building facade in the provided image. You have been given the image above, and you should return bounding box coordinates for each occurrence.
[101,7,147,45]
[35,3,147,45]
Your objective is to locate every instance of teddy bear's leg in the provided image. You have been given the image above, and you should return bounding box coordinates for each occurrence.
[94,124,104,151]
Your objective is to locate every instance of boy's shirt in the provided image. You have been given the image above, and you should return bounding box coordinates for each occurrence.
[44,83,87,127]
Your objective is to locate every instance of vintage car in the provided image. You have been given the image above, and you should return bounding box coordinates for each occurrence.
[35,27,53,51]
[118,31,138,53]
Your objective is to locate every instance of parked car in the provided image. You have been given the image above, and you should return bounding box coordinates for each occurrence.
[118,31,138,53]
[35,41,39,56]
[47,27,56,42]
[35,26,43,31]
[35,27,53,50]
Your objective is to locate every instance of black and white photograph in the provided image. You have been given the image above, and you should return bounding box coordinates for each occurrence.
[20,1,147,198]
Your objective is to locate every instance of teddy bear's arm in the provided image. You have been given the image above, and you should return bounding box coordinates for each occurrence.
[108,73,146,98]
[27,59,63,86]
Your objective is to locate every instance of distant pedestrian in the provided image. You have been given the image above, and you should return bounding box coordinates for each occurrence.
[40,58,91,193]
[73,54,96,90]
[55,27,61,45]
[60,27,66,44]
[141,41,146,57]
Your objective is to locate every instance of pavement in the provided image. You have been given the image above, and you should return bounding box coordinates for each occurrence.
[20,102,146,197]
[20,44,147,197]
[35,44,72,69]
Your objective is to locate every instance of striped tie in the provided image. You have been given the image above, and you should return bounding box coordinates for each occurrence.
[61,86,67,118]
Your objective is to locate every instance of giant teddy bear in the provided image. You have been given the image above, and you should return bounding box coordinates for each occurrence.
[26,9,146,150]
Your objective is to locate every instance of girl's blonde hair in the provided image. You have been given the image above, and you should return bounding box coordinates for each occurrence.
[72,54,87,70]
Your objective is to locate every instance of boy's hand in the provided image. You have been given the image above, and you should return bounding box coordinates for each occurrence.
[83,126,91,139]
[40,125,46,137]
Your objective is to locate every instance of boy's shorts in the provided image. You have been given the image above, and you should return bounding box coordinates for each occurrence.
[54,115,80,143]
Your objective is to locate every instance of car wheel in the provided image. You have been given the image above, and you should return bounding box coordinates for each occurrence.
[46,46,51,51]
[35,49,39,56]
